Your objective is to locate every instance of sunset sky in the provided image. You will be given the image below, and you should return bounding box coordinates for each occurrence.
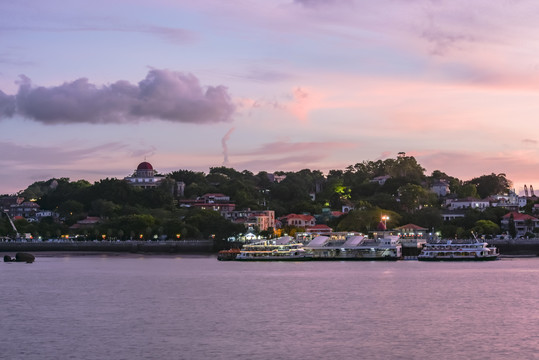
[1,0,539,195]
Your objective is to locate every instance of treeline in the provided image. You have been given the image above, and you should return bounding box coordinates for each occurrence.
[0,155,529,240]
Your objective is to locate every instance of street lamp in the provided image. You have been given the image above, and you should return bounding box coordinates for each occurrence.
[381,215,389,228]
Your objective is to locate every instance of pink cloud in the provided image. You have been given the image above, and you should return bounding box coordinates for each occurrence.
[237,86,328,123]
[3,69,235,125]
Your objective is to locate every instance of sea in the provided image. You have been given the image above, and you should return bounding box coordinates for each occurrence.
[1,253,538,360]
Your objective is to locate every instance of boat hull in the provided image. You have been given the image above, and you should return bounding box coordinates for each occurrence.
[309,257,400,261]
[307,248,401,261]
[417,256,498,261]
[234,256,311,261]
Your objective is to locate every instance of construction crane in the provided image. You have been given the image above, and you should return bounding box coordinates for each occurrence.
[3,210,20,239]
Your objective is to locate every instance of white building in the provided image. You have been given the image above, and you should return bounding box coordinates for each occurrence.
[370,175,390,185]
[446,197,490,211]
[430,180,450,197]
[124,161,165,189]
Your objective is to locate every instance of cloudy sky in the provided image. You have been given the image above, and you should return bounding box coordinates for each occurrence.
[1,0,539,195]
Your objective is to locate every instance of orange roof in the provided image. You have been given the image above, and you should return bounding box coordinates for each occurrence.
[286,214,315,221]
[394,223,428,231]
[503,212,538,221]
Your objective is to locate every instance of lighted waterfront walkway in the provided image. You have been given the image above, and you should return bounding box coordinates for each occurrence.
[0,240,215,253]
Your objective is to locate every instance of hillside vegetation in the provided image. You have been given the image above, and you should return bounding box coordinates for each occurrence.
[1,155,526,241]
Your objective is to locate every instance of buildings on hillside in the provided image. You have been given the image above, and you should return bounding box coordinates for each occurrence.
[179,193,236,212]
[501,212,539,237]
[280,214,316,228]
[124,161,166,189]
[124,161,185,197]
[443,188,527,213]
[221,209,275,232]
[4,158,539,240]
[430,180,451,197]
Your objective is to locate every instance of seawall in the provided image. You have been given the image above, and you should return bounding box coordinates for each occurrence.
[3,239,539,257]
[488,239,539,256]
[0,240,215,254]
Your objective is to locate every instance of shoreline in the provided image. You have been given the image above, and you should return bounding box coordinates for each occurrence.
[0,240,216,254]
[3,240,539,257]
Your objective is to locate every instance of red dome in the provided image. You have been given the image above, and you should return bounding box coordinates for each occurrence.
[137,161,153,170]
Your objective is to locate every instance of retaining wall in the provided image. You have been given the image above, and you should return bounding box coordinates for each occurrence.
[0,240,215,253]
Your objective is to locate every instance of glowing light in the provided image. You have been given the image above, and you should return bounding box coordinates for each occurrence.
[381,215,390,228]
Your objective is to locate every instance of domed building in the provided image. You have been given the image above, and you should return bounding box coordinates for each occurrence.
[136,161,155,177]
[124,161,165,189]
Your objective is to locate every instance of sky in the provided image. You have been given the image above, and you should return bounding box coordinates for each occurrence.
[1,0,539,195]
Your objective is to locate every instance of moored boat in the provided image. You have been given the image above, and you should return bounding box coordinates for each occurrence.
[234,238,309,261]
[418,240,499,261]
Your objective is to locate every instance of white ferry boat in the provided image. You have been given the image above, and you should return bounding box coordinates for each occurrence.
[418,240,499,261]
[305,234,402,260]
[235,237,309,261]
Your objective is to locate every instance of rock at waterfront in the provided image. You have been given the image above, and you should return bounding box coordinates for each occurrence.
[4,255,13,262]
[15,253,35,263]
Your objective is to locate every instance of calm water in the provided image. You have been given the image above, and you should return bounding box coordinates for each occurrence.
[1,253,538,360]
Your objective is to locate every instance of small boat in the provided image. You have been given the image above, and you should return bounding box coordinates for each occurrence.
[418,239,499,261]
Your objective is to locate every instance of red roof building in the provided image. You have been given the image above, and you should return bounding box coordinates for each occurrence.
[124,161,165,189]
[282,214,316,228]
[501,212,539,237]
[394,224,429,239]
[137,161,153,170]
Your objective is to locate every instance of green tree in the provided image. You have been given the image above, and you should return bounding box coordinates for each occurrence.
[90,199,120,218]
[473,220,500,236]
[387,154,426,183]
[398,184,436,213]
[169,169,208,186]
[58,200,85,217]
[455,183,479,198]
[404,207,443,232]
[508,214,517,239]
[184,209,244,240]
[336,208,401,233]
[468,173,512,198]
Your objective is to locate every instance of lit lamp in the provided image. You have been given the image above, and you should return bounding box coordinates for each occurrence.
[381,215,389,228]
[176,234,181,240]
